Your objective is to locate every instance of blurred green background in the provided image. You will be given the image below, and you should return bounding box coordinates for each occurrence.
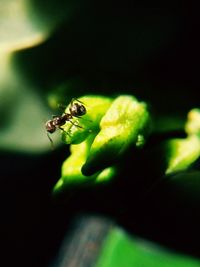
[1,2,200,267]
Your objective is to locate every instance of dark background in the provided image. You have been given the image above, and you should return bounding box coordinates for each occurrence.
[1,6,200,267]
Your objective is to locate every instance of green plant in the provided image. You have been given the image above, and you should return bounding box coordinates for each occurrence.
[54,95,151,192]
[1,3,200,267]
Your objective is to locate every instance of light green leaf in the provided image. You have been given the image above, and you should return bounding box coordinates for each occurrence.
[82,95,151,175]
[0,0,73,52]
[54,95,151,193]
[165,135,200,175]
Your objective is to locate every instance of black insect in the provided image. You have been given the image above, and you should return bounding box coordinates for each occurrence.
[46,98,86,145]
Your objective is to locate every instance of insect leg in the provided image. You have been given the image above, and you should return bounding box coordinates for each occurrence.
[59,126,65,131]
[71,98,84,105]
[76,116,92,122]
[47,132,54,149]
[69,120,83,128]
[59,126,72,139]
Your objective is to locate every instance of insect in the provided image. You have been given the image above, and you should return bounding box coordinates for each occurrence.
[45,98,86,145]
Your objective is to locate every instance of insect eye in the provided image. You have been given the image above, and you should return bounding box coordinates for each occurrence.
[79,104,86,115]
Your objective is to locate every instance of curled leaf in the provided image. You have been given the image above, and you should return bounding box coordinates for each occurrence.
[185,108,200,136]
[54,95,151,193]
[165,135,200,175]
[82,95,151,175]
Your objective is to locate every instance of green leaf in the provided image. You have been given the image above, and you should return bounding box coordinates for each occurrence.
[0,0,73,52]
[61,96,113,144]
[54,95,151,193]
[95,228,200,267]
[82,95,151,176]
[185,108,200,136]
[165,135,200,175]
[53,134,117,192]
[0,53,53,152]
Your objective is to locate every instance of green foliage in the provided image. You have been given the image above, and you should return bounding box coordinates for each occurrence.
[0,0,74,152]
[163,109,200,175]
[53,94,200,196]
[0,0,73,52]
[165,136,200,175]
[54,95,151,192]
[0,3,200,267]
[1,3,200,267]
[95,228,200,267]
[185,109,200,136]
[82,95,150,176]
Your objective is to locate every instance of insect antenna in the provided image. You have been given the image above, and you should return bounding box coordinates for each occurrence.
[71,98,84,104]
[77,116,92,122]
[71,98,89,107]
[68,120,83,128]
